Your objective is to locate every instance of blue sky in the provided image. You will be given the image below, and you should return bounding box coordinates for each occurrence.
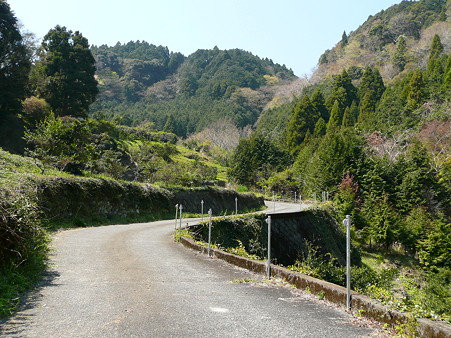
[8,0,400,76]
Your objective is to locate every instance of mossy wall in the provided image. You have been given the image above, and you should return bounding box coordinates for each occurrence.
[190,208,360,267]
[34,177,264,223]
[173,187,264,215]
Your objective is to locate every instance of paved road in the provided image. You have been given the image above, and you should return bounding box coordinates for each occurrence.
[1,203,382,337]
[264,200,310,214]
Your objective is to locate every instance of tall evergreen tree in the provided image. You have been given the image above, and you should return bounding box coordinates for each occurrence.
[406,70,427,111]
[341,31,348,47]
[327,100,341,133]
[0,0,31,151]
[0,0,31,120]
[314,117,327,137]
[325,69,358,114]
[285,95,315,155]
[358,67,385,129]
[310,88,328,121]
[427,34,445,94]
[349,100,359,126]
[33,26,98,117]
[393,35,408,71]
[342,107,351,128]
[428,34,444,64]
[442,55,451,94]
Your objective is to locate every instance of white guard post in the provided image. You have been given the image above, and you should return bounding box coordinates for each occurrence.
[266,215,271,279]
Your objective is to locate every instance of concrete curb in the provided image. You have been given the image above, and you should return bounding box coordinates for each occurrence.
[180,236,451,338]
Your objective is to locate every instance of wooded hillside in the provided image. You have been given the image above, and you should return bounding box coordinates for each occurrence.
[90,43,297,137]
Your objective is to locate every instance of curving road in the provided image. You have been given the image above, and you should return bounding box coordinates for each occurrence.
[1,202,382,337]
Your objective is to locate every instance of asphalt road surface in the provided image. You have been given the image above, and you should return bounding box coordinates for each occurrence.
[1,202,383,337]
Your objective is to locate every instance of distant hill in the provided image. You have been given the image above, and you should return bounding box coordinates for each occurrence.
[90,1,450,139]
[313,0,450,83]
[89,42,297,137]
[257,0,450,138]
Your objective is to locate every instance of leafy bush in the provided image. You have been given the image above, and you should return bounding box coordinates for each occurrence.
[288,241,395,293]
[0,182,49,318]
[0,186,48,268]
[24,114,95,174]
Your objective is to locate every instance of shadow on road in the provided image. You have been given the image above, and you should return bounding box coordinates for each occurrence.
[0,267,60,335]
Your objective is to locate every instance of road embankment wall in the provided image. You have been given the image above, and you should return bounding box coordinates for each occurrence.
[33,176,264,223]
[189,209,360,266]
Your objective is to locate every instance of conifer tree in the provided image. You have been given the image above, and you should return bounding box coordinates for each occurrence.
[358,67,385,129]
[311,88,328,121]
[442,55,451,94]
[393,35,408,71]
[406,70,427,111]
[341,31,348,47]
[349,100,359,126]
[285,95,315,155]
[327,100,341,133]
[428,34,444,64]
[163,114,176,133]
[314,117,327,137]
[325,69,358,114]
[342,107,351,128]
[427,34,445,94]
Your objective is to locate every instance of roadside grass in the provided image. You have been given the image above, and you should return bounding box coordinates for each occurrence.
[0,260,46,318]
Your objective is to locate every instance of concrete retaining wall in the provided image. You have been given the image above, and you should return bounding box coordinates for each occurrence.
[180,236,451,338]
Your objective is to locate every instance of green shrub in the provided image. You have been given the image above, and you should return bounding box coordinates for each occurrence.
[288,241,395,293]
[0,187,48,268]
[0,183,49,318]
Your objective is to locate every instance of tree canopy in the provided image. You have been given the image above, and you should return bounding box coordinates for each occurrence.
[32,26,98,117]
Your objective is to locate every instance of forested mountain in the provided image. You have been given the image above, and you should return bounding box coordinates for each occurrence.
[90,43,296,137]
[257,0,450,138]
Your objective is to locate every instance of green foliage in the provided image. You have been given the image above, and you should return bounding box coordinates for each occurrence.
[32,26,98,117]
[417,216,450,269]
[190,214,267,259]
[313,117,327,137]
[0,1,31,118]
[0,183,48,269]
[228,134,291,187]
[406,70,427,111]
[24,113,95,174]
[326,100,341,133]
[0,1,31,152]
[325,69,358,114]
[420,268,451,318]
[285,95,319,154]
[293,128,364,194]
[357,67,385,129]
[310,88,328,121]
[264,168,299,194]
[333,172,361,222]
[90,44,295,137]
[0,171,49,318]
[341,31,348,47]
[428,34,444,65]
[361,196,403,249]
[392,35,409,71]
[0,258,46,318]
[288,241,393,293]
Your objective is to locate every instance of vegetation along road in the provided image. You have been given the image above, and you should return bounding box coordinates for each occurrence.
[0,202,387,337]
